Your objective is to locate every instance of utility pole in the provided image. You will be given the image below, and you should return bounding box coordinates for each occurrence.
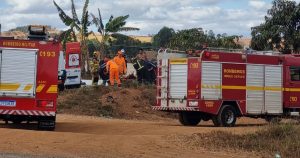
[0,24,2,36]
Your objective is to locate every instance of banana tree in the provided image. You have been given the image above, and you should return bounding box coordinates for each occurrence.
[53,0,91,73]
[91,8,139,56]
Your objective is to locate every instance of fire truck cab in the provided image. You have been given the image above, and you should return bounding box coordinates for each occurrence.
[0,25,59,130]
[154,49,300,127]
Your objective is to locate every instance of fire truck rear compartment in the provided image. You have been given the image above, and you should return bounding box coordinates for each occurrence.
[0,47,56,130]
[169,63,188,107]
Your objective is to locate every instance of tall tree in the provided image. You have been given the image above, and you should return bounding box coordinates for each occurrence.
[152,26,175,48]
[214,33,242,49]
[53,0,91,72]
[91,8,139,56]
[168,28,242,50]
[168,28,206,50]
[251,0,300,53]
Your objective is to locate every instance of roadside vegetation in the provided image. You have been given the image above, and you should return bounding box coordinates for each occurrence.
[174,123,300,158]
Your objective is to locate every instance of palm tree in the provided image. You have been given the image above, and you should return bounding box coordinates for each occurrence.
[53,0,90,73]
[91,8,139,56]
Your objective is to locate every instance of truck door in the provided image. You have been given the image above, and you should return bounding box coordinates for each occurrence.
[287,66,300,107]
[64,42,81,87]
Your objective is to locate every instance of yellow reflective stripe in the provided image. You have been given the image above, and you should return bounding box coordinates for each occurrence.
[202,85,287,92]
[265,87,282,91]
[202,85,221,89]
[23,84,33,91]
[137,60,142,68]
[247,86,264,91]
[222,85,246,90]
[0,83,20,91]
[170,58,187,64]
[285,88,300,92]
[46,85,57,93]
[36,84,45,92]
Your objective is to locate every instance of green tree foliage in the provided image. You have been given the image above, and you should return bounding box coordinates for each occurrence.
[152,26,175,47]
[87,39,101,56]
[251,0,300,53]
[213,33,242,49]
[91,8,139,55]
[110,34,152,58]
[53,0,91,72]
[168,28,205,50]
[166,28,242,50]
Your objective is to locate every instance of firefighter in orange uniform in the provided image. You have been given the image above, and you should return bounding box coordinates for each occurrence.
[106,56,121,87]
[113,50,127,76]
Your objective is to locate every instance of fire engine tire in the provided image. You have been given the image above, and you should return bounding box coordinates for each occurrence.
[212,116,221,127]
[201,113,211,121]
[38,116,56,131]
[217,105,237,127]
[58,84,65,91]
[178,112,201,126]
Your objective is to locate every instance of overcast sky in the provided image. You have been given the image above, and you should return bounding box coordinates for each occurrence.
[0,0,299,37]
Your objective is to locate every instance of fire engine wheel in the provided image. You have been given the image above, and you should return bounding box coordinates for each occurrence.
[212,116,221,127]
[38,116,56,131]
[58,84,65,91]
[178,112,201,126]
[216,105,237,127]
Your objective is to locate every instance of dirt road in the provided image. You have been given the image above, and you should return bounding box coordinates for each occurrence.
[0,115,266,158]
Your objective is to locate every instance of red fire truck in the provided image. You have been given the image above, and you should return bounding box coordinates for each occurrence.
[64,42,81,88]
[0,28,59,130]
[154,49,300,127]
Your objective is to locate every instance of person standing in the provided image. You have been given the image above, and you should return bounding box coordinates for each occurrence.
[133,49,146,84]
[90,57,99,86]
[143,52,156,84]
[114,50,127,77]
[106,56,121,87]
[99,56,109,86]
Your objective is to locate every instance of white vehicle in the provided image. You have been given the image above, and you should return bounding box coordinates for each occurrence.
[58,51,66,91]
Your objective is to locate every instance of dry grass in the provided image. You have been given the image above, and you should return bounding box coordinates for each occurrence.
[58,86,113,117]
[173,123,300,158]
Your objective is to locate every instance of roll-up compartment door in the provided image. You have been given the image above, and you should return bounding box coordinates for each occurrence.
[246,65,264,114]
[0,49,37,97]
[169,64,188,99]
[201,62,221,100]
[265,66,282,114]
